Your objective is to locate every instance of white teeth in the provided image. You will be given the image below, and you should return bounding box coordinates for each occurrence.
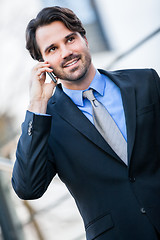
[65,60,78,67]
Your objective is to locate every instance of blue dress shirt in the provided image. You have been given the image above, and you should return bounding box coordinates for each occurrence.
[62,70,127,141]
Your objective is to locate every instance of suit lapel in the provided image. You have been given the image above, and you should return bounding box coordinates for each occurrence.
[50,85,119,161]
[120,80,136,163]
[99,69,137,163]
[49,69,136,165]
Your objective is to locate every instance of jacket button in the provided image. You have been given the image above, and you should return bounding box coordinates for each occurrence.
[140,208,146,214]
[129,177,136,182]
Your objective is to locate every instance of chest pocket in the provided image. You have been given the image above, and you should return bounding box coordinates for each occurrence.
[136,103,155,116]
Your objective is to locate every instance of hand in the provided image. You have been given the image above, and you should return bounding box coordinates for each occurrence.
[28,61,57,113]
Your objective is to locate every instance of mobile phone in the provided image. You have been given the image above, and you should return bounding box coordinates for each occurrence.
[47,71,57,83]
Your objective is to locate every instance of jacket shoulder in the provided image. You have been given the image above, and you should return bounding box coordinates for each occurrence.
[100,68,159,87]
[100,68,159,77]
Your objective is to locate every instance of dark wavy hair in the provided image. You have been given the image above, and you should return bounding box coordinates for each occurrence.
[26,6,86,61]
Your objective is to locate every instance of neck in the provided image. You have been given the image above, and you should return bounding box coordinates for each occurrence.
[60,64,96,90]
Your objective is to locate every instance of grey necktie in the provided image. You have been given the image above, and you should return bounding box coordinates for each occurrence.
[83,89,128,165]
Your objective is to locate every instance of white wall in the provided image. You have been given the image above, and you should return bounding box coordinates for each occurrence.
[94,0,160,73]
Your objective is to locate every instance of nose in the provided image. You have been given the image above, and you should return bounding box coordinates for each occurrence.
[60,45,73,59]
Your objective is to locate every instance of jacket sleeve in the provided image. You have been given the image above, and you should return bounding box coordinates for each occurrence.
[12,111,56,200]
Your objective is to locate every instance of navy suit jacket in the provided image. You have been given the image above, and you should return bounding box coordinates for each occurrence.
[12,68,160,240]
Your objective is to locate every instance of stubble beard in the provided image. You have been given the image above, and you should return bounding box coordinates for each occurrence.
[53,53,92,82]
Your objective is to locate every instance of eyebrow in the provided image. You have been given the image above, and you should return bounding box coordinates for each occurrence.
[44,43,55,54]
[44,32,78,54]
[65,32,77,39]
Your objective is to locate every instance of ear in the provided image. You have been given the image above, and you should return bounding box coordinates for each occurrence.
[84,36,89,46]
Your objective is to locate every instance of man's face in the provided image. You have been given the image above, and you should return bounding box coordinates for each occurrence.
[36,21,92,82]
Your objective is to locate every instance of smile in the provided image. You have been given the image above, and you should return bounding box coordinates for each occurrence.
[63,58,80,68]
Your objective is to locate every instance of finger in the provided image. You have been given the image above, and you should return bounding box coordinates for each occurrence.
[49,79,57,87]
[36,67,53,78]
[33,61,51,71]
[40,72,46,81]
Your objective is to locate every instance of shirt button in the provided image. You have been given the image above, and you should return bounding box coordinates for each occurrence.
[140,208,146,214]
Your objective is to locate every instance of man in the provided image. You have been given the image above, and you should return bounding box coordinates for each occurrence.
[12,6,160,240]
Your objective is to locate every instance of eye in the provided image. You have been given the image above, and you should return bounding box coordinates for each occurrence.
[67,36,75,43]
[49,46,57,53]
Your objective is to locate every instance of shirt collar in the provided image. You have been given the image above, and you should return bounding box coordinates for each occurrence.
[62,70,106,107]
[89,70,105,96]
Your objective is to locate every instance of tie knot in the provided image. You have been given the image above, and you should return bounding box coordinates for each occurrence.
[83,89,96,102]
